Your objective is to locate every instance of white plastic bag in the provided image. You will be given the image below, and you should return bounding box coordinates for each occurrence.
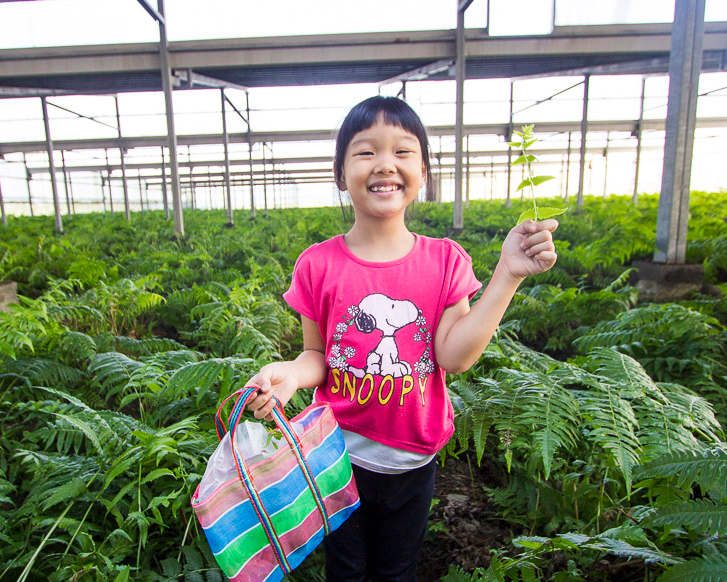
[197,420,287,501]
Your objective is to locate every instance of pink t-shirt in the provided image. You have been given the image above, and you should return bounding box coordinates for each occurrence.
[283,233,482,455]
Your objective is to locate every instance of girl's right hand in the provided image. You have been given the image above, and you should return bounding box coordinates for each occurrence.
[245,362,300,421]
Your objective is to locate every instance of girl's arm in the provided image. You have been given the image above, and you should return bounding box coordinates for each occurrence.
[435,219,558,374]
[246,315,327,420]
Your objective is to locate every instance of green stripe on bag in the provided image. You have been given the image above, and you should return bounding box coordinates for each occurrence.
[214,454,353,572]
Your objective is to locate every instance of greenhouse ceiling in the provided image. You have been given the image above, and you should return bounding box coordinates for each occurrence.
[1,23,726,96]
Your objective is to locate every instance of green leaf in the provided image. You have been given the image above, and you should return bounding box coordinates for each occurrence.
[141,468,176,485]
[41,477,86,510]
[516,178,533,192]
[656,555,727,582]
[161,558,182,578]
[512,154,536,166]
[643,498,727,536]
[535,206,567,220]
[52,413,103,456]
[516,209,537,225]
[530,175,555,186]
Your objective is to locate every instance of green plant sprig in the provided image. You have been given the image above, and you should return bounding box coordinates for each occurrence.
[509,124,567,225]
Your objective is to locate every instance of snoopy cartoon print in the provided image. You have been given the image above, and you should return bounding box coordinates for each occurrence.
[347,293,419,379]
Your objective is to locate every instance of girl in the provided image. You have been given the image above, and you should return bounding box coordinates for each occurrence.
[246,96,558,582]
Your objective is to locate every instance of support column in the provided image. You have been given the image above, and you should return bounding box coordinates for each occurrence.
[188,146,196,211]
[564,132,572,201]
[246,92,255,219]
[603,131,610,198]
[105,149,114,214]
[654,0,705,264]
[160,147,169,219]
[576,74,590,210]
[115,95,130,221]
[60,150,71,215]
[66,162,75,214]
[138,174,144,214]
[157,0,184,236]
[453,3,466,230]
[633,76,647,204]
[23,153,33,217]
[262,142,268,216]
[465,135,470,208]
[506,81,514,208]
[220,88,233,226]
[40,96,63,233]
[0,174,6,226]
[100,173,107,213]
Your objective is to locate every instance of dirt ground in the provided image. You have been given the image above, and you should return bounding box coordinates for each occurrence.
[417,454,651,582]
[418,454,514,581]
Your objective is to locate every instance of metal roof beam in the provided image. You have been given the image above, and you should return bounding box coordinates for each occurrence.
[4,117,727,155]
[512,56,672,81]
[378,59,454,87]
[0,86,75,97]
[3,24,725,80]
[26,143,665,176]
[173,69,249,92]
[136,0,165,25]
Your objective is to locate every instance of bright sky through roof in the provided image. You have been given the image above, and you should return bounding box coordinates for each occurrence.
[0,0,725,48]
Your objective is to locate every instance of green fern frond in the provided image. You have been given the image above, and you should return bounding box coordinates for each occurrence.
[643,498,727,536]
[166,357,254,404]
[655,554,727,582]
[582,380,641,495]
[3,357,84,390]
[114,336,188,356]
[635,448,727,495]
[46,330,98,366]
[497,371,581,480]
[589,347,657,398]
[88,352,144,395]
[40,476,87,511]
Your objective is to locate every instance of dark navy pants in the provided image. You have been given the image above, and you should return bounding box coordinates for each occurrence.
[324,459,437,582]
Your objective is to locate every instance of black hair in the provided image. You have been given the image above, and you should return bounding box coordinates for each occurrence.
[333,96,433,198]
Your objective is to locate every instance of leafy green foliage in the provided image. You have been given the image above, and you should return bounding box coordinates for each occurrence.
[0,194,725,581]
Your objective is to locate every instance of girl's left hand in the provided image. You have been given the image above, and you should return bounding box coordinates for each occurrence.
[499,219,559,281]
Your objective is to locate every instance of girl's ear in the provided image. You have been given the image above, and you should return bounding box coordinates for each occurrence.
[420,162,427,186]
[336,171,347,191]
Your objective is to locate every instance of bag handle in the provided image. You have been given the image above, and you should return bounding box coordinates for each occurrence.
[215,387,332,573]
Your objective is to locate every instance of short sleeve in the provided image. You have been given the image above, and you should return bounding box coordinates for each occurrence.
[282,246,317,321]
[443,239,482,307]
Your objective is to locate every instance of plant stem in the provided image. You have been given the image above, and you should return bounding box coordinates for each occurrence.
[16,502,74,582]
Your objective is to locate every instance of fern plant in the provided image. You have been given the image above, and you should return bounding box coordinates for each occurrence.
[448,340,724,534]
[573,303,727,423]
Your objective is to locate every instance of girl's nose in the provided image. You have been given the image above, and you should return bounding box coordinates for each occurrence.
[375,158,396,175]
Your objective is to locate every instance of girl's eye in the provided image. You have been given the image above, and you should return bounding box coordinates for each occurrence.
[355,151,374,156]
[397,149,412,154]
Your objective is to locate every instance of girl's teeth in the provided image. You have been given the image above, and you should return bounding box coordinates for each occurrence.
[371,185,398,192]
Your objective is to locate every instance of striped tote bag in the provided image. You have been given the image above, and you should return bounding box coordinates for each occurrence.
[191,386,360,582]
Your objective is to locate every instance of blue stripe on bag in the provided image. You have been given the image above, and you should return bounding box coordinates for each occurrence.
[204,431,346,554]
[232,473,360,580]
[271,405,331,535]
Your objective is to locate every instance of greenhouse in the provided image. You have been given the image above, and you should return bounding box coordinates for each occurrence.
[1,0,726,580]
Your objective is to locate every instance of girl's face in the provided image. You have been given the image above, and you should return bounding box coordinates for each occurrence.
[339,118,426,222]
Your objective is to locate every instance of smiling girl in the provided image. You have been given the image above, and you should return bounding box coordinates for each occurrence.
[247,96,558,582]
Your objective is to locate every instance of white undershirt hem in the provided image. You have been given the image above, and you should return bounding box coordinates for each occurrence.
[342,430,435,475]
